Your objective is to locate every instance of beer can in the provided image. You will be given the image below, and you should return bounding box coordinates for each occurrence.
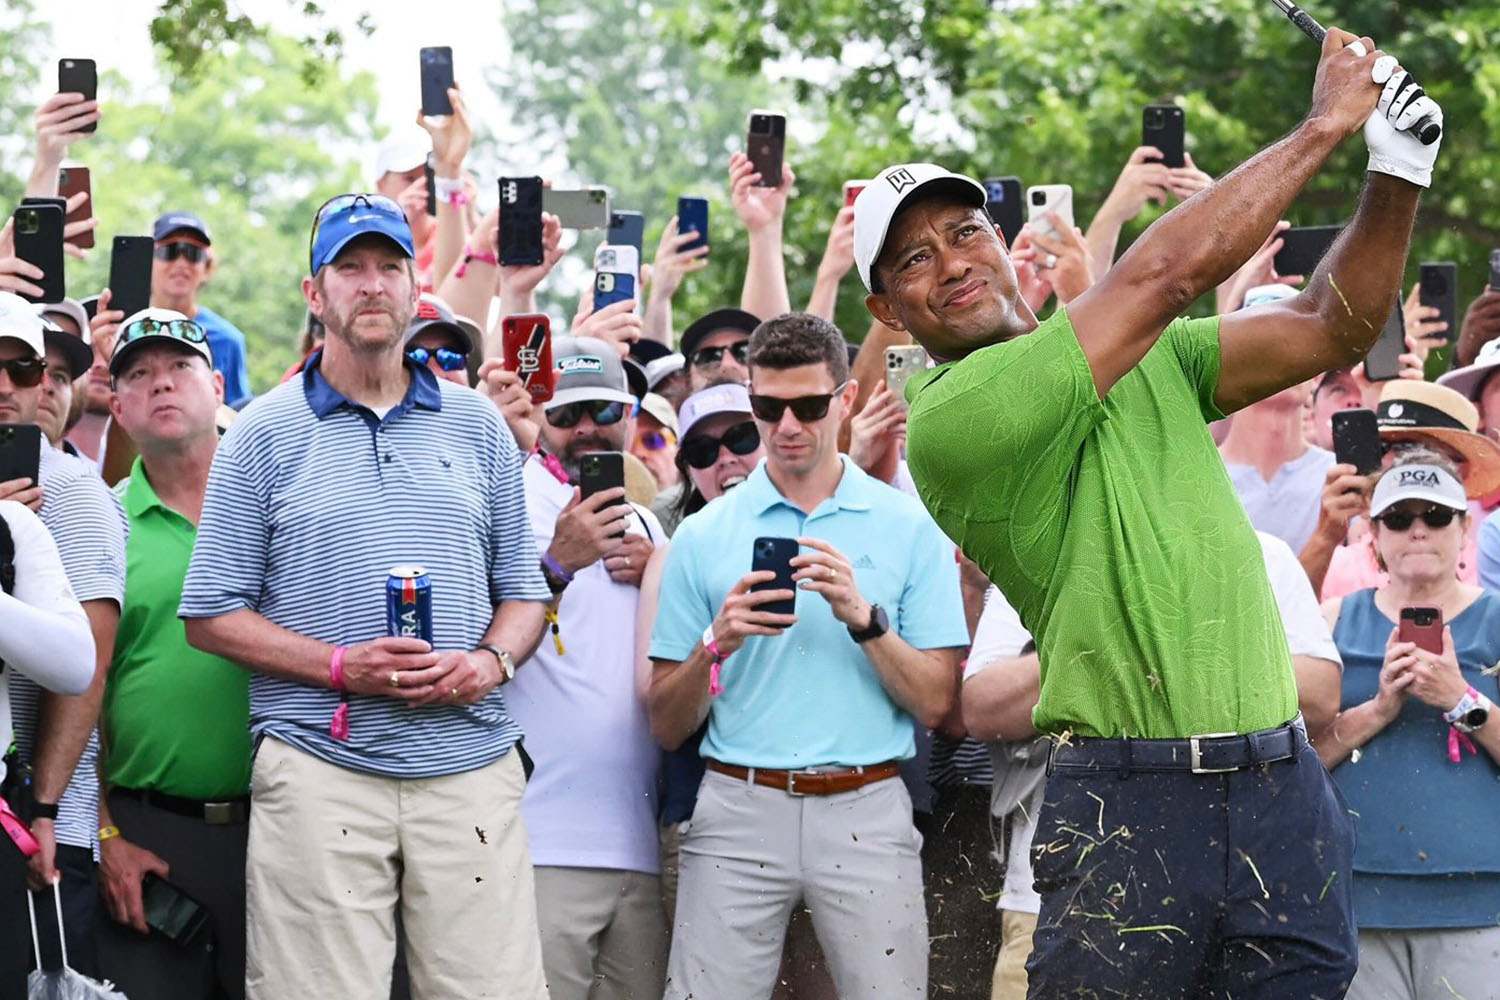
[386,566,433,645]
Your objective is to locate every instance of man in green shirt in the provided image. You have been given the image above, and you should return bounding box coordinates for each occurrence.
[855,29,1441,1000]
[92,312,250,1000]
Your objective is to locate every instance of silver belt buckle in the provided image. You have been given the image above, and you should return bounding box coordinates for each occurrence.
[1189,732,1238,774]
[785,771,807,797]
[204,801,236,824]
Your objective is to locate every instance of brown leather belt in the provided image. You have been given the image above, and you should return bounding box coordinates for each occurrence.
[706,759,900,796]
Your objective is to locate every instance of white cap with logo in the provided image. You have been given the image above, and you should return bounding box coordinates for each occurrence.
[0,292,46,359]
[852,163,988,293]
[1370,463,1468,518]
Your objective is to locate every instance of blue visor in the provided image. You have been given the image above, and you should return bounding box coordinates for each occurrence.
[308,194,414,275]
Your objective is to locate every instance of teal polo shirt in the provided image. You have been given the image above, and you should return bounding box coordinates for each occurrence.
[105,459,251,800]
[649,456,969,769]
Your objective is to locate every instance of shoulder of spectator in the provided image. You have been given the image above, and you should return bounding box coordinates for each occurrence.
[1319,595,1344,632]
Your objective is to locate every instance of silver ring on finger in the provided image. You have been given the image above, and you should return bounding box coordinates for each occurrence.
[1045,253,1058,269]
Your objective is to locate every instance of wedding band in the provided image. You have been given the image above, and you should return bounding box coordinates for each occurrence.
[625,557,632,569]
[828,567,838,581]
[1045,253,1058,269]
[451,688,460,699]
[390,671,401,687]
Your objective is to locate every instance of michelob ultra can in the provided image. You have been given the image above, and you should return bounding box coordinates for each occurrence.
[386,566,433,645]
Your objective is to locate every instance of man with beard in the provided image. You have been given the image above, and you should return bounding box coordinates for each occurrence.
[179,194,553,998]
[506,335,669,999]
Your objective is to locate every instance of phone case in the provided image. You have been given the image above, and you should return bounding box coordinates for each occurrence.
[1331,409,1382,475]
[594,271,636,311]
[750,536,798,617]
[1026,185,1074,240]
[677,197,709,252]
[0,425,43,486]
[109,235,155,320]
[501,314,555,404]
[984,177,1024,247]
[1362,297,1407,382]
[423,156,437,217]
[594,244,639,279]
[579,452,628,537]
[12,204,65,303]
[419,47,454,116]
[57,59,97,134]
[1419,262,1457,342]
[844,181,870,207]
[499,177,544,267]
[1273,225,1342,278]
[57,166,93,250]
[1142,104,1186,169]
[1399,606,1443,655]
[608,211,645,259]
[141,874,211,944]
[885,346,928,399]
[745,110,787,188]
[543,187,611,230]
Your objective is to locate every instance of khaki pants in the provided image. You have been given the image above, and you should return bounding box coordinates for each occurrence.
[245,738,546,1000]
[990,910,1037,1000]
[533,866,666,1000]
[1348,926,1500,1000]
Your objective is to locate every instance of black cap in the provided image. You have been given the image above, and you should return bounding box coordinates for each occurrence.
[629,338,674,365]
[680,307,759,362]
[153,211,212,244]
[621,357,648,400]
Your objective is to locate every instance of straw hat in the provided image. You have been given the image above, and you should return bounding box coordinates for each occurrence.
[1376,380,1500,498]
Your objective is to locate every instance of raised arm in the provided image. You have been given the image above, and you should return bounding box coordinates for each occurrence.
[731,152,794,320]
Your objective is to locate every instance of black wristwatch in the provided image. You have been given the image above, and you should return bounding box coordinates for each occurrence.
[31,800,59,822]
[848,604,890,644]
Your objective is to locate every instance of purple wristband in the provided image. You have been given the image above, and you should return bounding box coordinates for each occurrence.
[541,552,574,585]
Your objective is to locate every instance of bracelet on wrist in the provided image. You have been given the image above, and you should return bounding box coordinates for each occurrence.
[454,245,499,279]
[433,174,467,202]
[541,552,574,593]
[329,646,350,742]
[98,825,120,843]
[703,624,726,697]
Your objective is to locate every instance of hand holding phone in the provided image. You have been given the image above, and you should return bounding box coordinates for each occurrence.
[56,59,97,134]
[1362,297,1408,383]
[677,197,709,253]
[749,536,799,617]
[141,874,210,944]
[0,425,43,493]
[1142,104,1185,168]
[419,47,455,117]
[501,314,555,403]
[1331,409,1382,475]
[579,452,628,539]
[1025,185,1073,242]
[11,204,65,303]
[885,346,927,399]
[745,110,787,188]
[499,177,544,267]
[1398,606,1443,655]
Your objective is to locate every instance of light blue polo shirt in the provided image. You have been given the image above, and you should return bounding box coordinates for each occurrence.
[180,351,551,779]
[649,456,968,769]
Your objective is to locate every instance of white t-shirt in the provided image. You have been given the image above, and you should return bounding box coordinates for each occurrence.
[504,457,665,875]
[0,501,94,785]
[1255,531,1341,667]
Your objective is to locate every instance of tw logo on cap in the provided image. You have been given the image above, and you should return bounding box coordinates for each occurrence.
[887,168,917,193]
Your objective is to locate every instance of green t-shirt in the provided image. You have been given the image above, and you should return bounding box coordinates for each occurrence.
[905,308,1298,739]
[104,460,251,799]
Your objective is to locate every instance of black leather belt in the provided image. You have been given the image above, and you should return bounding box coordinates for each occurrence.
[113,786,250,824]
[1047,716,1307,776]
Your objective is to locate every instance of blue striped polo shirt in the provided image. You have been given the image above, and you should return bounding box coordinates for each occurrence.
[179,352,551,779]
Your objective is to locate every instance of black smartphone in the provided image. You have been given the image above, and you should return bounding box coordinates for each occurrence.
[1274,224,1342,278]
[498,177,544,267]
[141,874,210,945]
[750,537,798,618]
[1142,104,1185,169]
[109,235,155,320]
[983,176,1024,247]
[418,46,454,117]
[0,425,42,486]
[1331,409,1382,475]
[677,197,708,253]
[12,204,65,304]
[57,59,97,134]
[745,110,787,188]
[57,166,93,250]
[608,211,645,260]
[1363,297,1407,382]
[579,451,627,538]
[1419,262,1457,342]
[423,155,437,217]
[1489,249,1500,291]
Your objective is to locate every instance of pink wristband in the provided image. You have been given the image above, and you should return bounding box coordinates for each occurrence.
[329,646,350,742]
[703,625,726,697]
[329,646,348,692]
[455,245,499,279]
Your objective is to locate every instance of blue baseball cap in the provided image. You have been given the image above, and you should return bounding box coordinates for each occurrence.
[153,211,212,244]
[308,194,414,276]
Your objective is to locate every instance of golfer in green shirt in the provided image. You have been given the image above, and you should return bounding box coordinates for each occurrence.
[855,28,1441,1000]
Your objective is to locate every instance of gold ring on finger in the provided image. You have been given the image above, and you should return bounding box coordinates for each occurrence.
[390,671,401,687]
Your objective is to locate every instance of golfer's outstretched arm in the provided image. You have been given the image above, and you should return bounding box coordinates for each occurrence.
[1066,27,1385,400]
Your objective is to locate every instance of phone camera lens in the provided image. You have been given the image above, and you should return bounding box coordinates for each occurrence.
[17,211,38,236]
[1031,190,1046,207]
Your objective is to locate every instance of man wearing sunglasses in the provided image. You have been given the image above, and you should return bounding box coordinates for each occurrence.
[648,312,968,1000]
[0,292,126,978]
[403,293,477,388]
[681,307,759,393]
[180,194,553,999]
[150,213,251,409]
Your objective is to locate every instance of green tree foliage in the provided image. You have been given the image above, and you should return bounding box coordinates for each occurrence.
[0,0,49,208]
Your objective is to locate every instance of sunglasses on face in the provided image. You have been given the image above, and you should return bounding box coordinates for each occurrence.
[680,421,760,469]
[636,428,677,452]
[0,358,46,389]
[406,346,468,372]
[153,243,208,264]
[117,317,207,349]
[1375,505,1458,532]
[308,193,405,266]
[748,382,849,425]
[545,399,627,429]
[690,341,750,369]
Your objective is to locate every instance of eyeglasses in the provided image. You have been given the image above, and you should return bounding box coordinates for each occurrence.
[0,358,46,389]
[636,428,677,452]
[1375,506,1459,532]
[545,399,628,429]
[153,243,208,264]
[407,346,468,372]
[681,421,760,468]
[117,317,207,350]
[690,341,749,369]
[748,382,849,424]
[308,193,406,269]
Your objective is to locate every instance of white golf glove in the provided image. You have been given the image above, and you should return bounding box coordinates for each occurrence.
[1361,52,1443,188]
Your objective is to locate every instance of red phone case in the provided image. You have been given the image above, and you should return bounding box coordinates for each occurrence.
[1399,607,1444,655]
[502,314,555,404]
[843,183,866,207]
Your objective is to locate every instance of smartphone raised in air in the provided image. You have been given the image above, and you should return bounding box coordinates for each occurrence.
[607,211,645,260]
[419,46,454,117]
[885,346,928,400]
[677,196,708,253]
[57,166,93,250]
[745,110,787,188]
[1142,104,1185,168]
[984,176,1024,247]
[543,187,611,230]
[57,59,96,133]
[1273,225,1342,278]
[501,314,555,404]
[108,235,155,320]
[498,177,544,267]
[12,204,65,303]
[1362,297,1407,383]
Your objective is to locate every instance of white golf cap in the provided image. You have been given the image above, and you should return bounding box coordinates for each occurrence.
[853,163,987,293]
[0,292,46,359]
[1370,463,1468,518]
[374,129,431,180]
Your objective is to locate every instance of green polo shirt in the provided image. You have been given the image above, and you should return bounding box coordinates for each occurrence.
[104,459,251,799]
[904,308,1299,739]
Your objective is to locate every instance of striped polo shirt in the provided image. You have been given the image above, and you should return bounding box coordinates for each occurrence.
[179,352,551,779]
[8,443,127,851]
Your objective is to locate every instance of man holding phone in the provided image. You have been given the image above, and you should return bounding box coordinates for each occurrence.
[648,313,969,1000]
[859,27,1441,1000]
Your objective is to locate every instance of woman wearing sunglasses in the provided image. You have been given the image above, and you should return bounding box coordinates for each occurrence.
[651,384,765,539]
[1317,448,1500,1000]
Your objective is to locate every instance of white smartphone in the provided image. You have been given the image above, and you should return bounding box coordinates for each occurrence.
[593,243,641,314]
[1026,184,1074,241]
